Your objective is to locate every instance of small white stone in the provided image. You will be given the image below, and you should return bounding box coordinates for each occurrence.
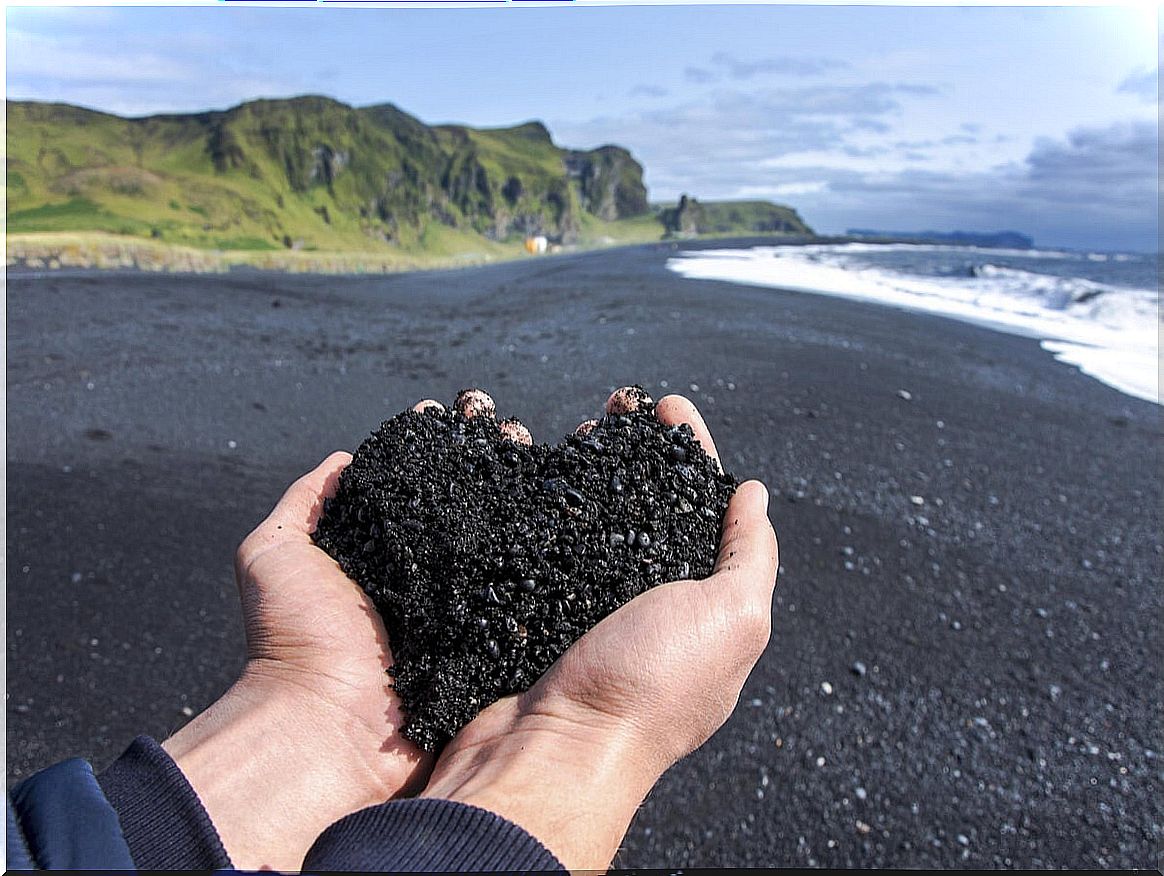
[181,705,194,717]
[896,389,912,401]
[910,495,925,506]
[820,681,834,695]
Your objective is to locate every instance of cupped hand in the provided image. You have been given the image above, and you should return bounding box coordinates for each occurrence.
[421,387,780,870]
[164,444,438,869]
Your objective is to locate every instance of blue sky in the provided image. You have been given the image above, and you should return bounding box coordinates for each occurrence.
[6,4,1159,251]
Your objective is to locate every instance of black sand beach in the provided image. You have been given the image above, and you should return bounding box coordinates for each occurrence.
[6,240,1161,868]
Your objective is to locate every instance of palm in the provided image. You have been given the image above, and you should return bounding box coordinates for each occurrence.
[535,577,745,749]
[235,452,428,796]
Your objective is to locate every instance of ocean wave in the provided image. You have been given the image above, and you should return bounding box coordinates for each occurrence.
[667,245,1159,405]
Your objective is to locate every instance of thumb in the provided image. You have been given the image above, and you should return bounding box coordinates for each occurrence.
[236,451,352,581]
[709,480,779,603]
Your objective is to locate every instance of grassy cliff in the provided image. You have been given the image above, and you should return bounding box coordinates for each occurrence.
[6,96,649,257]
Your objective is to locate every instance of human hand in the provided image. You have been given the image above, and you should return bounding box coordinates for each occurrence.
[420,387,780,870]
[163,446,435,870]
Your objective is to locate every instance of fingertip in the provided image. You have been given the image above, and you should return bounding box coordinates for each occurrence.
[655,394,721,469]
[605,385,652,415]
[654,394,691,423]
[737,479,770,515]
[454,388,496,419]
[499,417,533,445]
[413,399,445,414]
[323,449,353,468]
[575,418,599,436]
[317,451,353,497]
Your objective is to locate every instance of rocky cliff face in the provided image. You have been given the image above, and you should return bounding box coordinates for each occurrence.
[659,194,706,236]
[564,146,648,222]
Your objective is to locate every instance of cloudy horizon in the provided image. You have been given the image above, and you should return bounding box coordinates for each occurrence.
[6,5,1159,252]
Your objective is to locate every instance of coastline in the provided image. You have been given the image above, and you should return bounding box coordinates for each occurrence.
[4,230,829,278]
[4,231,849,279]
[6,243,1160,868]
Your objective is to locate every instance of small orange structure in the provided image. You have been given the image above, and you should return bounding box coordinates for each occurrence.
[524,235,548,255]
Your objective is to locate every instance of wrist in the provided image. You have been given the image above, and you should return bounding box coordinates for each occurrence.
[162,662,412,871]
[421,704,658,871]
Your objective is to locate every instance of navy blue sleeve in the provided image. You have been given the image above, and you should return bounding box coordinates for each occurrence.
[7,757,135,870]
[7,797,35,870]
[304,797,565,872]
[11,739,564,872]
[97,735,232,870]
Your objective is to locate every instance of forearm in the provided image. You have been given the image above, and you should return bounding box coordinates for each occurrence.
[161,666,402,872]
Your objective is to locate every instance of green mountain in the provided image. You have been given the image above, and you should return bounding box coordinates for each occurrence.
[6,96,650,254]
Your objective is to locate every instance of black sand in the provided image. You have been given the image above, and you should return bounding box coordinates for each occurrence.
[312,399,735,749]
[6,240,1161,868]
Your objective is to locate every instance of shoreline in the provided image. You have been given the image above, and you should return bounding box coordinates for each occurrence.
[4,230,827,279]
[665,244,1159,406]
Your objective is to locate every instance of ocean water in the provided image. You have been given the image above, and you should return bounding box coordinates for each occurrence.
[667,243,1160,404]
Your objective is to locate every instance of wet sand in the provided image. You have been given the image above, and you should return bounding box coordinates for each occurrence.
[6,240,1161,867]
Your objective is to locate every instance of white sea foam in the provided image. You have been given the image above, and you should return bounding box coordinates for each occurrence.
[667,244,1159,405]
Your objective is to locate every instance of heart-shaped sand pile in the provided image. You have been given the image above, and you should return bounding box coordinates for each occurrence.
[312,392,737,750]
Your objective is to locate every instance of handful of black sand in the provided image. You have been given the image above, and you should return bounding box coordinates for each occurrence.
[312,391,738,750]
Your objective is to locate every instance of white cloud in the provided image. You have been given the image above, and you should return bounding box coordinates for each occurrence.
[734,181,830,198]
[709,52,849,79]
[1116,68,1158,103]
[777,121,1158,250]
[6,30,194,85]
[5,25,313,116]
